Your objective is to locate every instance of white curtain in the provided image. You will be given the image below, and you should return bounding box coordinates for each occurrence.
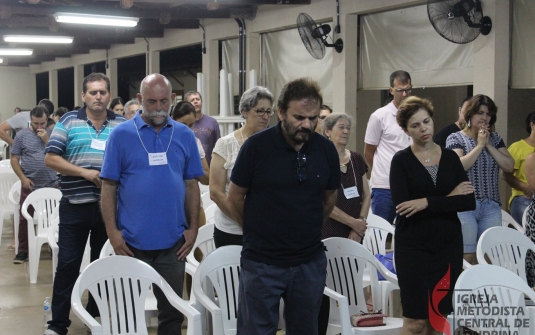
[261,28,333,107]
[511,0,535,88]
[360,4,473,90]
[222,38,239,95]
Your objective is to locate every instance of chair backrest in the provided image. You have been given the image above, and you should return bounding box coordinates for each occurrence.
[186,223,216,269]
[454,264,535,335]
[362,213,394,255]
[501,209,524,233]
[47,207,60,248]
[192,245,242,335]
[204,204,217,224]
[72,256,201,335]
[99,239,116,259]
[0,141,8,160]
[8,180,21,206]
[0,172,19,206]
[323,237,397,320]
[476,226,535,283]
[201,191,214,209]
[0,158,11,167]
[21,187,62,236]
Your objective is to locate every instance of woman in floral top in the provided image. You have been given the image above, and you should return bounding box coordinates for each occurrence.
[446,94,514,265]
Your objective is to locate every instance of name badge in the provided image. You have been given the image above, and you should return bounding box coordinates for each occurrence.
[90,139,106,151]
[148,152,168,166]
[343,186,359,199]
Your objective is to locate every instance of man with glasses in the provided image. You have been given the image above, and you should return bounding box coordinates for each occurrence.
[227,78,340,335]
[315,104,332,134]
[364,70,412,224]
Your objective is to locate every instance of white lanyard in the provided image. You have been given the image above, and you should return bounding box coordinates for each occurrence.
[134,120,174,166]
[86,121,109,151]
[342,156,360,199]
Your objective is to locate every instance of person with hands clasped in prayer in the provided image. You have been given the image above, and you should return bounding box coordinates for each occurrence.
[390,96,476,335]
[446,94,514,265]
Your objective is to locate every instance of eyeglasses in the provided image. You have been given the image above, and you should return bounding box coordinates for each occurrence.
[319,115,328,120]
[250,108,274,116]
[391,87,412,94]
[297,152,307,183]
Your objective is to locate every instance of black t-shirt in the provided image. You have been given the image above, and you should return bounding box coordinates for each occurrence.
[434,123,461,147]
[231,122,340,267]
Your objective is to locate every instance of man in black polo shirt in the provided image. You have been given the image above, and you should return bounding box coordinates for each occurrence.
[227,78,340,335]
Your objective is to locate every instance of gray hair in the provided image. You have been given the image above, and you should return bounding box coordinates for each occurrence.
[124,98,140,110]
[322,113,353,137]
[238,86,274,114]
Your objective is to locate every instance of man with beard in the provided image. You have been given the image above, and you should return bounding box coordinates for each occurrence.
[227,77,340,335]
[185,90,220,165]
[44,73,126,335]
[100,74,203,334]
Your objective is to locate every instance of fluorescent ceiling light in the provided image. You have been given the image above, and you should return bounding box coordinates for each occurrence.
[4,35,74,44]
[0,49,33,56]
[54,12,139,27]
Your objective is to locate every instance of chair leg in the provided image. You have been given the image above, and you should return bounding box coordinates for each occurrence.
[0,211,5,247]
[29,241,43,284]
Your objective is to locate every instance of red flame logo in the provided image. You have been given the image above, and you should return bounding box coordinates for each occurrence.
[428,264,451,335]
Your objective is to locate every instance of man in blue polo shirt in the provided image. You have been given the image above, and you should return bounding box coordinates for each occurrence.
[227,77,340,335]
[100,73,203,334]
[44,73,126,335]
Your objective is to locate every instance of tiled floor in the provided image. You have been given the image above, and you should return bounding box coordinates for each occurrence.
[0,222,165,335]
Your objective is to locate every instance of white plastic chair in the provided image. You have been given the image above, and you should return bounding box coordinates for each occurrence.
[201,191,214,209]
[363,213,394,256]
[199,182,209,195]
[502,209,524,233]
[192,245,242,335]
[322,237,403,335]
[0,172,19,247]
[476,226,535,283]
[8,181,21,253]
[0,158,11,167]
[204,204,217,224]
[450,264,535,335]
[361,214,398,316]
[98,240,158,324]
[21,187,62,283]
[185,223,216,275]
[71,256,202,335]
[0,140,8,160]
[48,208,90,281]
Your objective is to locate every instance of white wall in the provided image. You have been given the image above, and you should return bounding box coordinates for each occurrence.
[0,67,35,123]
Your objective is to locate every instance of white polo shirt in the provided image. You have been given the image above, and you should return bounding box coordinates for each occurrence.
[364,102,412,189]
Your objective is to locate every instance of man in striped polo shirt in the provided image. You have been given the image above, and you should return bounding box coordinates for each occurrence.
[11,106,59,264]
[43,73,126,335]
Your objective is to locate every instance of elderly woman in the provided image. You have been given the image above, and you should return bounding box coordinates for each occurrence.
[171,101,209,185]
[446,94,514,265]
[210,86,274,247]
[391,96,475,335]
[321,113,369,241]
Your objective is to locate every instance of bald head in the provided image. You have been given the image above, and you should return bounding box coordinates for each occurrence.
[137,74,175,129]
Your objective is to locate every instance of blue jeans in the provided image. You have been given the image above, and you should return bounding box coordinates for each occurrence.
[457,199,501,253]
[48,199,108,335]
[237,253,327,335]
[128,238,186,335]
[371,188,396,224]
[511,196,531,225]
